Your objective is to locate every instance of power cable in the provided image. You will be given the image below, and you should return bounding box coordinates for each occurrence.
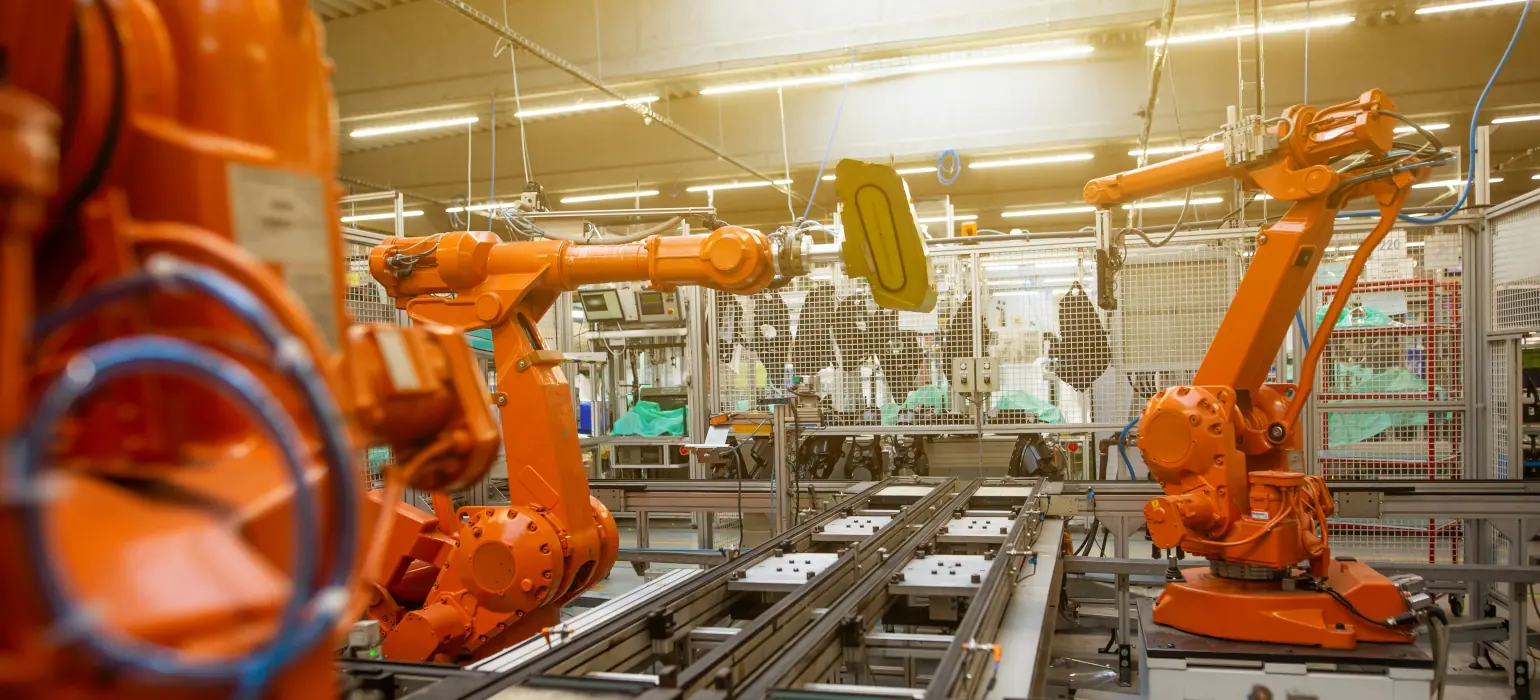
[497,0,534,184]
[1341,0,1530,222]
[802,50,856,222]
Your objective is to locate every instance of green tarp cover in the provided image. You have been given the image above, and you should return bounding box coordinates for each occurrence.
[1326,363,1429,447]
[612,400,686,437]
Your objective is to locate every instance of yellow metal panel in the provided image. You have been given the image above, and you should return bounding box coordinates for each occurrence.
[834,159,936,312]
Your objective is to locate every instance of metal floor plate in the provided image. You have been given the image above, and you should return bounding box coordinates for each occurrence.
[1136,599,1431,667]
[813,515,893,542]
[937,516,1013,543]
[730,552,841,592]
[890,555,992,597]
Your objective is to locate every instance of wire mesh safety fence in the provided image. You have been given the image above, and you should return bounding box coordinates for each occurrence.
[1491,193,1540,334]
[1492,341,1512,480]
[709,234,1258,432]
[344,241,401,489]
[1308,224,1469,563]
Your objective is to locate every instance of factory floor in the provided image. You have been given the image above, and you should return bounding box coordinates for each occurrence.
[594,518,1529,700]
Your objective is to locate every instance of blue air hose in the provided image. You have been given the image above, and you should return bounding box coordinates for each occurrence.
[1118,417,1138,481]
[22,257,358,698]
[937,149,961,185]
[1339,0,1530,223]
[14,338,316,699]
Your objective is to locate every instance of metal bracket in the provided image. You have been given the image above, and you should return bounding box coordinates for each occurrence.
[1117,643,1132,686]
[1041,494,1088,517]
[1335,491,1383,519]
[1517,658,1532,700]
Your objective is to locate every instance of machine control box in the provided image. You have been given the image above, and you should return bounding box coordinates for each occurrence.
[635,289,680,322]
[951,356,1000,408]
[578,289,628,321]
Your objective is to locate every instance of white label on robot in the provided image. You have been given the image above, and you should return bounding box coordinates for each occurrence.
[1251,510,1269,520]
[226,162,339,347]
[374,327,423,392]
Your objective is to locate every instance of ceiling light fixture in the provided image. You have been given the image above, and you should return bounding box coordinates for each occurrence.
[1000,205,1098,218]
[1121,196,1224,210]
[445,202,515,214]
[1532,174,1540,180]
[901,44,1095,74]
[822,166,935,182]
[684,179,793,193]
[559,189,660,204]
[1416,0,1525,14]
[515,96,659,119]
[1127,142,1223,157]
[341,210,425,222]
[1412,177,1504,188]
[699,43,1093,97]
[915,214,978,223]
[350,116,479,138]
[700,74,857,96]
[1149,15,1353,47]
[1492,114,1540,125]
[1394,123,1450,134]
[969,152,1095,170]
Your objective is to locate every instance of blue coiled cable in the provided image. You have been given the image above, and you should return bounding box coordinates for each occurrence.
[936,149,961,186]
[1339,0,1530,223]
[1117,417,1138,481]
[20,257,358,698]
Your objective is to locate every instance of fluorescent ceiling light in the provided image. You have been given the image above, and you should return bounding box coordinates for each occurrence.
[1000,205,1097,218]
[915,214,978,223]
[821,166,935,182]
[1394,123,1450,134]
[1416,0,1525,14]
[1150,15,1353,47]
[701,74,857,96]
[1121,196,1224,210]
[1406,241,1427,248]
[1412,177,1504,188]
[983,263,1022,270]
[969,152,1095,170]
[700,44,1092,97]
[992,290,1037,297]
[341,210,424,222]
[559,189,660,204]
[685,179,792,192]
[1533,174,1540,180]
[902,45,1094,74]
[350,116,478,138]
[515,96,658,119]
[445,201,516,214]
[1127,142,1223,157]
[987,280,1028,286]
[1492,114,1540,125]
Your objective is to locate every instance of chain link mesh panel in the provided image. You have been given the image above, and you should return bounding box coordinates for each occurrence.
[711,234,1258,431]
[1491,194,1540,333]
[713,255,979,428]
[345,241,401,489]
[1492,341,1512,480]
[1309,225,1467,563]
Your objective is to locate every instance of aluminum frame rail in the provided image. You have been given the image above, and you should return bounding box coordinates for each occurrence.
[733,482,1049,700]
[1051,479,1540,519]
[413,477,958,700]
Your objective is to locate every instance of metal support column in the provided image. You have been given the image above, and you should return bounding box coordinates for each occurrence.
[771,403,792,535]
[684,286,713,548]
[1115,516,1133,686]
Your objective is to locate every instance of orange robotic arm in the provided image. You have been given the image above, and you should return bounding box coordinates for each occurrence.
[357,226,799,662]
[1083,89,1444,648]
[0,1,500,698]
